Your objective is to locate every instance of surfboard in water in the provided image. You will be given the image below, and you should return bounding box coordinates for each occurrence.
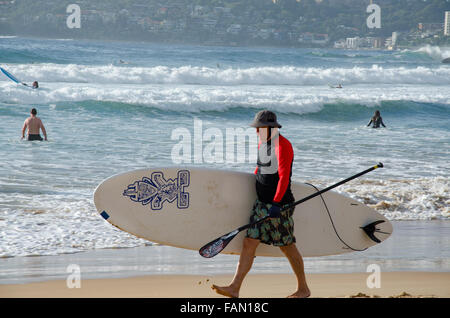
[0,66,32,88]
[0,66,21,84]
[94,167,392,257]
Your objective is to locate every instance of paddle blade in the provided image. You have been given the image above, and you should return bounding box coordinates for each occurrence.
[199,230,239,258]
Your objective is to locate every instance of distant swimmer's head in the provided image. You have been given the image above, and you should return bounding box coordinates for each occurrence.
[31,108,37,116]
[32,81,39,88]
[374,110,381,117]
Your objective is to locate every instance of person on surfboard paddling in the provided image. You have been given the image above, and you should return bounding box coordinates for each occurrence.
[21,108,47,141]
[212,110,310,298]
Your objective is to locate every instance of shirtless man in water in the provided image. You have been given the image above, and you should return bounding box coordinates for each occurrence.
[21,108,47,141]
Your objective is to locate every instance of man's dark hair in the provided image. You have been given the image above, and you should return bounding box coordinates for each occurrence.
[31,108,37,115]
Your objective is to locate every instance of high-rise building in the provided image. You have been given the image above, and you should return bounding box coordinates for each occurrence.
[391,32,398,46]
[346,37,361,49]
[445,11,450,36]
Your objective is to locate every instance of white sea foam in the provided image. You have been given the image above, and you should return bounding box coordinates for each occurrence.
[1,62,449,113]
[1,63,450,87]
[0,177,447,258]
[0,194,147,258]
[413,45,450,61]
[335,177,450,221]
[1,81,450,114]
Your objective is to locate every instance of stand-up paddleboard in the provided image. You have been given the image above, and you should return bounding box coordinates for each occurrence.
[94,167,392,257]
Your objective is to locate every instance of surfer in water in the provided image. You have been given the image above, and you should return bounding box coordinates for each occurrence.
[21,108,47,141]
[22,81,39,89]
[367,110,386,128]
[212,110,310,298]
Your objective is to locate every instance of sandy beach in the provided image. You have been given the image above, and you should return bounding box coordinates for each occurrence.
[1,222,449,299]
[1,272,449,298]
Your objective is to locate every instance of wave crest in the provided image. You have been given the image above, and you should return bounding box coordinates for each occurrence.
[1,63,450,86]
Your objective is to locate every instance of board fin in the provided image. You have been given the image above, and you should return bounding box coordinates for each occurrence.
[360,220,389,243]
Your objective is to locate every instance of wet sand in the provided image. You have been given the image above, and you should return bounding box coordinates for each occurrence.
[1,221,449,285]
[1,221,449,298]
[1,272,449,298]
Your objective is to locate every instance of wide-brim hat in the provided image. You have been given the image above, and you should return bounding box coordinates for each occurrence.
[250,110,282,128]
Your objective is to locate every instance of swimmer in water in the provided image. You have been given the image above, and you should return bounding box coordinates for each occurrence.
[367,110,386,128]
[21,108,47,141]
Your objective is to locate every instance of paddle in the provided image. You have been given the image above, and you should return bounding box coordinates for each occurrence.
[199,163,384,258]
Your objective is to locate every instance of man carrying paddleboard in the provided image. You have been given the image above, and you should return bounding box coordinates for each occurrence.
[212,110,310,298]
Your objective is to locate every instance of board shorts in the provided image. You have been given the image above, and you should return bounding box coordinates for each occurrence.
[27,134,43,141]
[245,199,296,246]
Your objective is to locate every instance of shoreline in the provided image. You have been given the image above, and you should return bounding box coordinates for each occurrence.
[1,220,449,285]
[1,272,449,298]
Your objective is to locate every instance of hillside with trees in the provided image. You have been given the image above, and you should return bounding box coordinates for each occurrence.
[0,0,449,47]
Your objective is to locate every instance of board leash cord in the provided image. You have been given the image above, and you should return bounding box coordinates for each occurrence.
[304,183,368,252]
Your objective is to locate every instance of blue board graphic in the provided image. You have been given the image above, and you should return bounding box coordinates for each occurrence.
[123,170,190,210]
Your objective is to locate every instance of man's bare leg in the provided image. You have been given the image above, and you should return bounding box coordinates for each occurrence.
[212,237,260,298]
[279,243,311,298]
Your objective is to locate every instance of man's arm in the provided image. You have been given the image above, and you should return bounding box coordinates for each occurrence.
[272,138,293,204]
[254,141,261,175]
[21,120,27,139]
[39,119,47,141]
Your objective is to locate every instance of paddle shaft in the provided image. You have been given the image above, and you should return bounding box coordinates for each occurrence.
[199,163,384,258]
[238,162,384,232]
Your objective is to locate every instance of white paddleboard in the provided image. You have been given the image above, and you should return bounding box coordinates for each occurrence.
[93,167,392,257]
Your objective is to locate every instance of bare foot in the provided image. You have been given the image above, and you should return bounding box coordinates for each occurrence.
[287,288,311,298]
[211,284,239,298]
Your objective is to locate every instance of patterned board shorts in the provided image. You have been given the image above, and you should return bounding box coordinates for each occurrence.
[245,199,296,247]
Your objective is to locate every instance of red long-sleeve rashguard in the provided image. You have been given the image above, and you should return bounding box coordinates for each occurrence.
[254,134,294,205]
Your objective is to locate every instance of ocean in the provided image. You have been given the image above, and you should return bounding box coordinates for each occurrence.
[0,37,449,274]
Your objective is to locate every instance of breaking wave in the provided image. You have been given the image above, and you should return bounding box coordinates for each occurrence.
[1,63,450,86]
